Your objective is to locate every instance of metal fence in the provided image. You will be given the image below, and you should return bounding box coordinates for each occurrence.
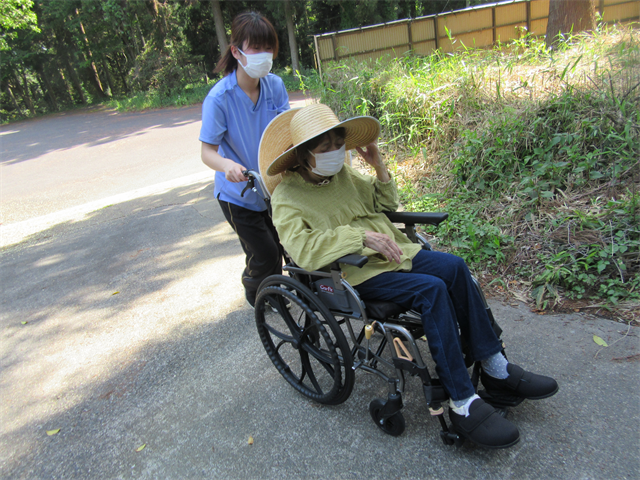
[313,0,640,77]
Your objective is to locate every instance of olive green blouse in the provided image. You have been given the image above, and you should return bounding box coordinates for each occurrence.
[270,164,422,286]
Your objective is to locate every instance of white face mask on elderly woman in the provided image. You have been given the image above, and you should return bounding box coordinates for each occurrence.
[308,144,346,177]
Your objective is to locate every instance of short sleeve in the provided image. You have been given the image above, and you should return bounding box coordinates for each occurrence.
[199,95,227,145]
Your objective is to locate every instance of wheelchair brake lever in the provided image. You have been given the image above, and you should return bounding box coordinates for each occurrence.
[240,170,253,197]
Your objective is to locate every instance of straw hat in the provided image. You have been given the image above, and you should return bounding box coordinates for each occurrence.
[258,104,380,194]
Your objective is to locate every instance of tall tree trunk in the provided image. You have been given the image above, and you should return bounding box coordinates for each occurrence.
[34,62,59,111]
[284,0,300,73]
[16,71,36,116]
[54,29,87,104]
[53,60,75,105]
[102,59,116,97]
[41,29,74,105]
[546,0,596,48]
[211,0,227,54]
[75,8,106,97]
[114,54,130,93]
[6,85,22,114]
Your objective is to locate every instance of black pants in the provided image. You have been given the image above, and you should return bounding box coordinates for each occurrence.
[218,198,283,306]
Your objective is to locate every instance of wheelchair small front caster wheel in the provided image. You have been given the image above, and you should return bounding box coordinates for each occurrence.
[369,398,405,436]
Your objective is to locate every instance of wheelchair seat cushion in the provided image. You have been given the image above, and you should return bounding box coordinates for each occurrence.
[364,299,405,320]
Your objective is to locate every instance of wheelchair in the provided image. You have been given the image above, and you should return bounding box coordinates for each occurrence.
[242,170,510,446]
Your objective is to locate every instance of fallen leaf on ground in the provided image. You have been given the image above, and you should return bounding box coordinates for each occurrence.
[248,436,254,445]
[593,335,608,347]
[21,321,28,325]
[135,444,146,452]
[112,291,119,296]
[46,429,60,436]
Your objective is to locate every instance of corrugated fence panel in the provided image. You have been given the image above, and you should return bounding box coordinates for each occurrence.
[495,2,527,26]
[530,0,550,20]
[530,18,548,36]
[314,0,640,70]
[411,16,437,55]
[439,9,493,37]
[318,37,334,62]
[413,41,437,55]
[496,23,527,42]
[411,17,436,43]
[350,48,400,63]
[495,2,527,42]
[439,28,493,52]
[337,23,409,58]
[602,1,640,22]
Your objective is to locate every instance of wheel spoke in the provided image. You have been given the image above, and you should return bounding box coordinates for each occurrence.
[301,340,335,365]
[300,350,323,394]
[255,281,355,405]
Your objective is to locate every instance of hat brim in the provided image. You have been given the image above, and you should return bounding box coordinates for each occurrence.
[266,115,380,177]
[258,108,301,196]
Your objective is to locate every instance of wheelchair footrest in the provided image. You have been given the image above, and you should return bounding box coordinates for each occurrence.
[393,357,432,383]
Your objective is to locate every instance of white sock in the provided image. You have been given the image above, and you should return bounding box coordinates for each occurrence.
[450,393,480,417]
[481,352,509,379]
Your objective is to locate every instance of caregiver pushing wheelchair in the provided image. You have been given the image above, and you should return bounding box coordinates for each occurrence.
[251,103,558,449]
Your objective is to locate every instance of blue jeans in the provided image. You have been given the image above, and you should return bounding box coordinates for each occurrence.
[356,249,502,401]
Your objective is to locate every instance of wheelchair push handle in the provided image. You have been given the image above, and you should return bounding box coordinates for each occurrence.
[240,170,270,201]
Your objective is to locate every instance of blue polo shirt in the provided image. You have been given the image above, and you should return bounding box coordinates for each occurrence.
[199,71,290,211]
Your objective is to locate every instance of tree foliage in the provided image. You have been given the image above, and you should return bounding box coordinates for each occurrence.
[1,0,487,121]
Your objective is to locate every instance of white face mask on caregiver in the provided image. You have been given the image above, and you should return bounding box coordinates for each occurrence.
[237,49,273,79]
[308,144,346,177]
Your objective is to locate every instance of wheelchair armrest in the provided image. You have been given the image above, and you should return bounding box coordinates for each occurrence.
[384,211,449,226]
[334,254,369,269]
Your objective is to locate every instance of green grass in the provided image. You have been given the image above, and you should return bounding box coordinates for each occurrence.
[104,67,316,113]
[302,24,640,319]
[105,81,215,111]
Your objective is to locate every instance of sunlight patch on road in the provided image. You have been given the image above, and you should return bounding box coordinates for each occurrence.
[1,171,214,247]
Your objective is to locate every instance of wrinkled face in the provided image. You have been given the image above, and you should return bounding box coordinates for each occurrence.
[306,130,346,168]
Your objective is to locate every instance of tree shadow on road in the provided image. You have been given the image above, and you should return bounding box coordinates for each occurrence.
[0,180,243,386]
[0,105,202,165]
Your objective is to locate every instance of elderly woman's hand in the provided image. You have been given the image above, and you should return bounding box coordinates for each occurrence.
[356,142,390,183]
[355,142,383,168]
[364,231,403,264]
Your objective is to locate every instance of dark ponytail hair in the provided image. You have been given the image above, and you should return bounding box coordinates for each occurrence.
[214,12,279,76]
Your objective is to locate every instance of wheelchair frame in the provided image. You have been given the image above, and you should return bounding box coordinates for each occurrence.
[243,171,506,446]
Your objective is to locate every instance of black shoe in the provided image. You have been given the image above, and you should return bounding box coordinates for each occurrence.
[448,398,520,449]
[482,363,559,401]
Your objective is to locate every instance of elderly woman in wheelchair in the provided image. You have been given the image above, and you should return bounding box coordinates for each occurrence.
[252,103,558,449]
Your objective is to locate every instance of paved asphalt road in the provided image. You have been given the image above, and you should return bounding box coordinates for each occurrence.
[0,97,638,479]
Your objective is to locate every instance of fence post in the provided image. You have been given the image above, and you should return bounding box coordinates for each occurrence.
[314,35,323,83]
[408,20,413,52]
[492,6,496,43]
[331,34,338,61]
[434,14,439,50]
[526,0,531,34]
[599,0,605,17]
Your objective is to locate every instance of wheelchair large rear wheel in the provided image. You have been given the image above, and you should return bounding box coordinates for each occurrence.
[255,275,355,405]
